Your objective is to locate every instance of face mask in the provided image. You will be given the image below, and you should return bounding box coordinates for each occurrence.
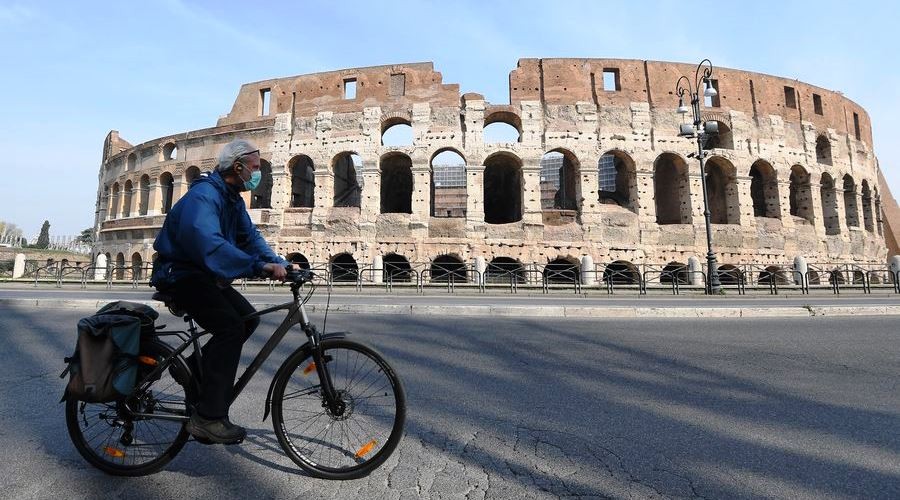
[243,170,262,191]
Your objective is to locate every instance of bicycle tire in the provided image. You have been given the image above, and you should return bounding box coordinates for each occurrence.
[271,338,406,480]
[65,339,195,476]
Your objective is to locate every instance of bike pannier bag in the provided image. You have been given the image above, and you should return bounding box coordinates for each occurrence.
[60,314,141,403]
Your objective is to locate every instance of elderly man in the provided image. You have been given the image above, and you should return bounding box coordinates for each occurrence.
[151,139,289,444]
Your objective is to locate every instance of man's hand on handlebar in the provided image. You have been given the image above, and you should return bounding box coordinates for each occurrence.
[263,262,294,281]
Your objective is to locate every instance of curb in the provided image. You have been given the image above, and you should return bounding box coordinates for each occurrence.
[3,298,900,319]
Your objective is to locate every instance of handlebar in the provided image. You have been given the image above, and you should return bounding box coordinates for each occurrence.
[261,264,315,285]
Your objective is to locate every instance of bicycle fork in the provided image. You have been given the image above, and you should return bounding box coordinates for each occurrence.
[307,326,345,417]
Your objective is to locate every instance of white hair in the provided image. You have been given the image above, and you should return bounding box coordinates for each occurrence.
[216,139,259,172]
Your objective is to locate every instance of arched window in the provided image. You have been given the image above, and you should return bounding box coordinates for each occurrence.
[250,160,273,209]
[717,264,743,285]
[159,172,174,214]
[843,174,859,228]
[598,151,637,212]
[749,160,780,218]
[289,155,315,208]
[131,252,143,281]
[483,111,522,144]
[789,165,813,223]
[483,152,523,224]
[653,153,691,224]
[115,252,125,280]
[544,257,580,284]
[381,121,413,147]
[380,153,413,214]
[431,149,467,218]
[185,166,201,185]
[820,173,840,235]
[138,175,150,216]
[163,143,177,161]
[127,153,136,171]
[430,255,466,283]
[816,135,832,166]
[486,257,525,284]
[286,252,310,270]
[330,253,358,282]
[603,261,639,285]
[705,157,739,224]
[660,262,689,285]
[758,266,789,285]
[333,152,362,208]
[861,180,874,232]
[383,253,412,283]
[539,150,579,212]
[122,180,133,218]
[703,121,734,150]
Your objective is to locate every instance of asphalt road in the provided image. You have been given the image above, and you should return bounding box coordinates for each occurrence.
[1,305,898,499]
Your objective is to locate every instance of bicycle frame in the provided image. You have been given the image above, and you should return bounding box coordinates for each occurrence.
[132,281,347,421]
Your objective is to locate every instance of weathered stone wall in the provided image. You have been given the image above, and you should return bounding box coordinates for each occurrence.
[93,59,890,275]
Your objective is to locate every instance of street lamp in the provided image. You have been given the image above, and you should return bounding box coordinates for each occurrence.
[676,59,722,294]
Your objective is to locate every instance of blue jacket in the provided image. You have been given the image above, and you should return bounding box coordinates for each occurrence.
[150,170,287,288]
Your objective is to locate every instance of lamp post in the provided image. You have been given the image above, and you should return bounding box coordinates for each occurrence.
[676,59,722,294]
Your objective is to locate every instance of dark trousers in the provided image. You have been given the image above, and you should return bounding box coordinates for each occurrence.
[171,276,259,418]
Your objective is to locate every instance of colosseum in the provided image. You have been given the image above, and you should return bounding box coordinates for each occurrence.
[92,58,896,287]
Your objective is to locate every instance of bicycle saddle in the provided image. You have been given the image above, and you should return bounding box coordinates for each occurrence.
[152,291,186,318]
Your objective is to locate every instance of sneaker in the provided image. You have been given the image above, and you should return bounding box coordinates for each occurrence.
[185,413,246,445]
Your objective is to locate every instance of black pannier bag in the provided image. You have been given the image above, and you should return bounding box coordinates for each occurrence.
[60,301,159,403]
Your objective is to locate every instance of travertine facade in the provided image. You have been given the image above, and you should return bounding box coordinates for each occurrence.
[92,59,891,279]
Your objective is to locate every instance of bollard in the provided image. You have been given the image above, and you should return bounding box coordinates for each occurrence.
[581,255,595,286]
[688,256,702,286]
[474,256,486,286]
[372,255,383,285]
[13,253,25,278]
[793,255,808,288]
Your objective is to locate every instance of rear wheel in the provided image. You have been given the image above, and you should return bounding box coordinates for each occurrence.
[271,338,406,480]
[65,340,195,476]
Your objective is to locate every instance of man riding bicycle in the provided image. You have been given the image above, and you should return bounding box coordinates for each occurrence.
[150,139,291,444]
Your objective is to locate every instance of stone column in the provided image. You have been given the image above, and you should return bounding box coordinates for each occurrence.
[311,168,332,230]
[411,164,431,222]
[360,160,379,226]
[98,193,109,222]
[172,179,188,205]
[12,253,25,278]
[465,165,485,231]
[809,182,826,237]
[833,189,849,236]
[579,155,601,226]
[127,186,139,218]
[147,179,162,216]
[777,179,795,229]
[521,159,542,225]
[270,170,290,210]
[734,174,753,227]
[635,169,656,223]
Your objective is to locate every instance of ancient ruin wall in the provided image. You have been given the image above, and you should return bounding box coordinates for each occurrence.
[93,59,890,277]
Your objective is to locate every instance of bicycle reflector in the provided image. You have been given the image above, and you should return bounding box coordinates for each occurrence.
[355,440,377,459]
[104,446,126,458]
[138,355,158,366]
[302,362,316,376]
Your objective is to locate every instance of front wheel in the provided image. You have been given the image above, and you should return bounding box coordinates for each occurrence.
[271,338,406,480]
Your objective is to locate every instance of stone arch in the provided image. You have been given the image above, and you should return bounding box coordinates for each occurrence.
[289,155,315,208]
[430,254,466,283]
[251,159,273,209]
[159,172,174,214]
[660,261,689,285]
[758,265,789,285]
[380,152,413,214]
[162,142,177,161]
[540,148,580,212]
[430,148,467,218]
[381,118,413,147]
[383,253,412,283]
[717,264,743,285]
[122,179,133,217]
[598,149,637,212]
[286,252,310,270]
[704,121,734,150]
[127,153,137,171]
[820,173,840,235]
[842,174,859,228]
[138,174,150,216]
[110,182,120,218]
[705,156,740,224]
[789,165,813,223]
[816,135,832,166]
[486,256,525,284]
[749,160,780,218]
[861,180,874,232]
[333,152,362,208]
[603,260,639,285]
[131,252,143,280]
[185,165,201,185]
[653,153,691,224]
[115,252,125,280]
[483,152,523,224]
[483,110,522,143]
[330,253,358,282]
[544,256,580,284]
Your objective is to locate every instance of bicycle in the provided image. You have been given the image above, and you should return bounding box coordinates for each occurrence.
[64,267,406,480]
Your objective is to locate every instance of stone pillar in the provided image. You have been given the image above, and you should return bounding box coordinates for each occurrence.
[147,179,161,216]
[474,256,486,285]
[372,255,383,284]
[465,165,485,230]
[411,164,431,221]
[172,179,188,205]
[521,160,542,225]
[635,170,656,223]
[734,174,753,227]
[833,189,849,236]
[270,171,290,210]
[12,253,25,278]
[360,162,379,226]
[98,193,109,222]
[581,255,595,286]
[688,256,702,285]
[777,179,795,229]
[793,255,808,286]
[809,182,826,236]
[311,168,332,229]
[579,156,601,226]
[94,253,108,281]
[127,186,139,218]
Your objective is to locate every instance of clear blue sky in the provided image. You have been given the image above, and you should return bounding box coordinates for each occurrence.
[1,0,898,237]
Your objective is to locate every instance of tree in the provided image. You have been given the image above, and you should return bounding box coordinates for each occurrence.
[35,220,50,249]
[0,220,23,242]
[77,227,94,245]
